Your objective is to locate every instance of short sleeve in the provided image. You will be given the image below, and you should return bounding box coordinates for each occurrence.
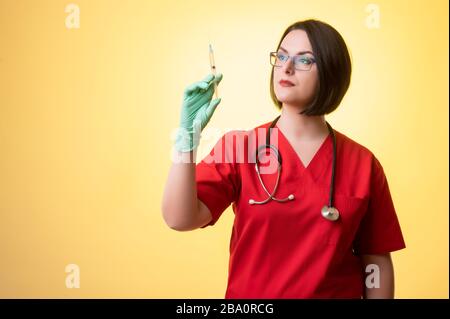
[196,131,241,228]
[353,156,406,255]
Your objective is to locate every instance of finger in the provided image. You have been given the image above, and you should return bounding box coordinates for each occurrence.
[201,73,218,90]
[214,73,223,84]
[184,74,214,96]
[205,98,222,119]
[202,74,214,83]
[205,73,223,90]
[184,82,203,96]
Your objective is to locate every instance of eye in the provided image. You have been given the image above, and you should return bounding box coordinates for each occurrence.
[277,53,288,61]
[296,56,313,65]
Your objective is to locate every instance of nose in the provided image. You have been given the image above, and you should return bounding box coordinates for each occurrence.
[282,57,295,75]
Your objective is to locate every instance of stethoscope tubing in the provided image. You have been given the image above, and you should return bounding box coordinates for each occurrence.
[249,115,339,221]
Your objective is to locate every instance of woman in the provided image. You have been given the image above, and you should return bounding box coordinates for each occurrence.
[162,19,406,299]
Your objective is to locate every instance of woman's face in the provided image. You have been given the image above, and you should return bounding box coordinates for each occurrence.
[273,30,319,109]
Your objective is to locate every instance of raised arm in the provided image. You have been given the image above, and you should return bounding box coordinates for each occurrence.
[161,73,223,231]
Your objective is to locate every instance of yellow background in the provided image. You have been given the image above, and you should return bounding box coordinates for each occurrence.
[0,0,448,298]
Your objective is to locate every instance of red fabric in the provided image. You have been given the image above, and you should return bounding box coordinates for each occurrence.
[195,121,406,298]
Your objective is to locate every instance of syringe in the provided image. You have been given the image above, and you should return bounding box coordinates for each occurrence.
[209,44,218,99]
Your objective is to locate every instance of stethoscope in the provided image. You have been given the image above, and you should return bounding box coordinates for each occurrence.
[248,115,340,222]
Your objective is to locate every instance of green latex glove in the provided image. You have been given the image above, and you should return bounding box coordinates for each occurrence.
[175,73,223,152]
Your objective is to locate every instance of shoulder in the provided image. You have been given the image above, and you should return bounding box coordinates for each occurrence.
[332,129,391,199]
[334,130,373,157]
[334,129,385,175]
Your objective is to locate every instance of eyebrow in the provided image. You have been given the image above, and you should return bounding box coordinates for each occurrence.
[279,46,314,55]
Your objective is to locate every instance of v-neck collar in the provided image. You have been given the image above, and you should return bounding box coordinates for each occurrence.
[273,123,333,179]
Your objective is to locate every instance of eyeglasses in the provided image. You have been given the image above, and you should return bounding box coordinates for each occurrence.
[270,51,316,71]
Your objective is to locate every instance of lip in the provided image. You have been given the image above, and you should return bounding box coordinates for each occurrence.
[279,80,295,87]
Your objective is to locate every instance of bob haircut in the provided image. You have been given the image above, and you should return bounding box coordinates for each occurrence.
[270,19,352,116]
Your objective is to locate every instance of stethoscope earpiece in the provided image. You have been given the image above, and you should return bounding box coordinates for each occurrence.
[249,115,339,222]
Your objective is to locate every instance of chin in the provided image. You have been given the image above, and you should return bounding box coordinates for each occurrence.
[275,95,304,106]
[277,98,310,110]
[276,90,311,104]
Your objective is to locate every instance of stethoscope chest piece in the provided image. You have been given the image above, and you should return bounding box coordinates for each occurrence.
[321,206,340,221]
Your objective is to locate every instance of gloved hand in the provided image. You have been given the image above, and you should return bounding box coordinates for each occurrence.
[175,73,223,152]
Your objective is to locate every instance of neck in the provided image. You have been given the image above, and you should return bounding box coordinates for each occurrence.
[276,104,328,141]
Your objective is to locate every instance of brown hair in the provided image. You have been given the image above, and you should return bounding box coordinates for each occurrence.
[270,19,352,115]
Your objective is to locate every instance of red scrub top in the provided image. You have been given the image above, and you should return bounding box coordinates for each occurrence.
[195,120,406,299]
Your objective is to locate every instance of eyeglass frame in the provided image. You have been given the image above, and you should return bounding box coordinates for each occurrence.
[269,51,317,71]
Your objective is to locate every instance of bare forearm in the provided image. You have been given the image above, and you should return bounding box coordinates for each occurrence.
[161,150,199,229]
[361,253,395,299]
